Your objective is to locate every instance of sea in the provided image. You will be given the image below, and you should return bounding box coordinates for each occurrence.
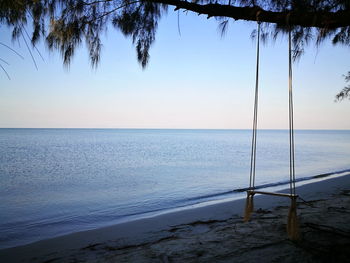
[0,128,349,249]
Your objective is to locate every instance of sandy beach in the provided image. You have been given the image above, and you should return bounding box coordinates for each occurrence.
[1,174,349,263]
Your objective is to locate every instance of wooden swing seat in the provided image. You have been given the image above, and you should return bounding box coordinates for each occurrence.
[247,190,298,198]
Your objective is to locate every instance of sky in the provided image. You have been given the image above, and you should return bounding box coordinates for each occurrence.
[0,10,349,129]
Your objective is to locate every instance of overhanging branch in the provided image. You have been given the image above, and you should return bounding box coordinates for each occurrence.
[147,0,350,29]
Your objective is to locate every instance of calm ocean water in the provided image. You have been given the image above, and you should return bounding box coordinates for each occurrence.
[0,128,349,249]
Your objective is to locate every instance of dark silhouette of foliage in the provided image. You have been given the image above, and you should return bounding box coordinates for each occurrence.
[336,72,350,101]
[1,0,350,98]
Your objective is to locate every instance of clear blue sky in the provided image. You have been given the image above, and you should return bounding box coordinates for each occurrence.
[0,11,349,129]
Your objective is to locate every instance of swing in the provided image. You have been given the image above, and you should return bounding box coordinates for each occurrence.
[243,22,299,241]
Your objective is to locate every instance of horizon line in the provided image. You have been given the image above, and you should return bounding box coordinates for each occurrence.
[1,127,349,131]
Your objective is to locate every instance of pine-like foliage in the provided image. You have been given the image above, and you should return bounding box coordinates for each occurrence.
[1,0,168,68]
[1,0,349,77]
[336,72,350,101]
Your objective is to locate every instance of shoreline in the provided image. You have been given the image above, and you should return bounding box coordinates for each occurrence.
[1,169,349,251]
[1,174,349,262]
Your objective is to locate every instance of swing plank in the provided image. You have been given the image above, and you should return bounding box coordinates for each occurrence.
[248,190,298,198]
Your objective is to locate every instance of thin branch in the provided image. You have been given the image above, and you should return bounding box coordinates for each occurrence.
[0,63,11,80]
[0,42,24,60]
[81,0,114,5]
[177,10,181,36]
[88,0,141,22]
[0,58,10,65]
[20,29,38,70]
[22,26,45,62]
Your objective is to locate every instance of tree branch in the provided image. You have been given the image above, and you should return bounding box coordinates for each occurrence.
[146,0,350,29]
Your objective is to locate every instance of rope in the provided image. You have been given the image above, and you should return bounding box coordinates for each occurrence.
[245,23,299,240]
[248,24,296,194]
[288,29,296,196]
[249,21,261,190]
[287,28,299,240]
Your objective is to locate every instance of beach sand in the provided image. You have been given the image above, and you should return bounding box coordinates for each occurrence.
[1,174,349,262]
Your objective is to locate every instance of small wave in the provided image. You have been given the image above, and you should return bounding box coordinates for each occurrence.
[234,168,350,193]
[184,190,234,202]
[182,168,350,204]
